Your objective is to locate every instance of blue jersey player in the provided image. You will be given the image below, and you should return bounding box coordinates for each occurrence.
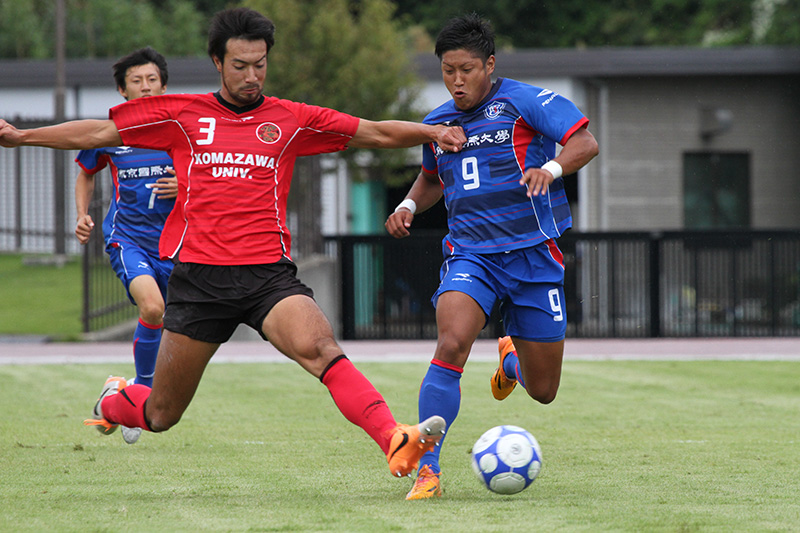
[386,14,599,499]
[74,47,177,443]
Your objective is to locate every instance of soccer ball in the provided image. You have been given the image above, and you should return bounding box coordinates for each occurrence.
[471,425,543,494]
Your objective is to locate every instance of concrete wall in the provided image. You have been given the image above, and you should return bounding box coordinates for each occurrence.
[586,75,800,230]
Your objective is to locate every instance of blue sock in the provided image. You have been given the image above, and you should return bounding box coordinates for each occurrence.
[133,319,161,388]
[418,361,463,474]
[503,350,527,389]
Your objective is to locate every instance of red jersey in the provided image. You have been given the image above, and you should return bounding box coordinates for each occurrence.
[109,93,359,265]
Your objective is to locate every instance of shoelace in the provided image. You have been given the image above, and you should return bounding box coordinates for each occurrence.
[416,465,440,483]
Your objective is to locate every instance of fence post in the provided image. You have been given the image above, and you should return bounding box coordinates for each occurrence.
[649,232,662,337]
[340,237,355,340]
[82,241,90,333]
[53,152,66,255]
[769,236,777,336]
[14,146,22,249]
[54,0,67,256]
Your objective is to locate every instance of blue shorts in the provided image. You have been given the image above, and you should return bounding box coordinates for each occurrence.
[432,240,567,343]
[107,243,173,305]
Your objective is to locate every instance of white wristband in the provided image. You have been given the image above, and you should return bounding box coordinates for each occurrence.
[394,198,417,215]
[541,160,563,179]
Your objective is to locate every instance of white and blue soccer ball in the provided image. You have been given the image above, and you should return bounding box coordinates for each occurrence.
[471,425,543,494]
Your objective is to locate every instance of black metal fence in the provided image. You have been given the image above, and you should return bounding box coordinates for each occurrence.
[0,142,80,256]
[329,230,800,340]
[4,133,800,338]
[80,176,139,332]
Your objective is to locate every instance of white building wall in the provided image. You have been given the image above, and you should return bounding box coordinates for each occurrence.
[0,84,217,120]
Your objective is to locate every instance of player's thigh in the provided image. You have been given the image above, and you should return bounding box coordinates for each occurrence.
[513,337,564,402]
[434,290,486,368]
[501,282,566,402]
[128,274,165,323]
[148,329,219,419]
[261,294,341,376]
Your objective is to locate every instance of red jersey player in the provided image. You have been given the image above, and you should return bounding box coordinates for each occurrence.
[0,7,466,483]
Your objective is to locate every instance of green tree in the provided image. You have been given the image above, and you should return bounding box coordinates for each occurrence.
[3,0,798,60]
[0,0,207,59]
[247,0,424,181]
[393,0,799,48]
[762,0,800,44]
[248,0,419,117]
[65,0,206,58]
[0,0,49,58]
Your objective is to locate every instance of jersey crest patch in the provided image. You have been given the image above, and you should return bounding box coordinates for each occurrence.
[484,102,506,120]
[256,122,282,144]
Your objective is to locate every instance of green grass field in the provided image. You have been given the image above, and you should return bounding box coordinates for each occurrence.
[1,359,799,532]
[0,253,83,339]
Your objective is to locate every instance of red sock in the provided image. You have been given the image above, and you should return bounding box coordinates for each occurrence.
[101,384,153,431]
[320,356,397,453]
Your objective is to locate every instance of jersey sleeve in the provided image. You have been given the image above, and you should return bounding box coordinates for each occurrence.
[421,142,438,174]
[109,94,193,152]
[419,102,455,174]
[281,100,360,156]
[518,85,589,145]
[75,149,107,174]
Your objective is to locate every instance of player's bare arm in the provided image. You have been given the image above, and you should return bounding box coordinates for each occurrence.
[385,169,443,239]
[520,127,599,197]
[0,119,122,149]
[74,169,96,245]
[349,119,466,152]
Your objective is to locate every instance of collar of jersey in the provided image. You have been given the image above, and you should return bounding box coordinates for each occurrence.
[213,91,265,114]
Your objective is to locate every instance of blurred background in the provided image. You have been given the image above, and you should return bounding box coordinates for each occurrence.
[0,0,799,341]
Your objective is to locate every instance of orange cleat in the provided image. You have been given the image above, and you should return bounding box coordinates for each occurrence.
[83,375,127,435]
[386,416,446,478]
[491,336,518,400]
[405,464,442,500]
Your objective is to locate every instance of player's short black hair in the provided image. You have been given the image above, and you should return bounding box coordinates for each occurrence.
[112,47,168,90]
[207,7,276,63]
[435,13,495,62]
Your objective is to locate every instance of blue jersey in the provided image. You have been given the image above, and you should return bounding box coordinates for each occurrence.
[422,78,589,254]
[76,147,175,256]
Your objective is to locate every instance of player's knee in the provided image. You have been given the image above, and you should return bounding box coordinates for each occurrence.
[307,335,340,359]
[144,401,182,432]
[525,383,559,405]
[435,333,472,362]
[298,337,344,375]
[138,302,165,325]
[146,409,181,432]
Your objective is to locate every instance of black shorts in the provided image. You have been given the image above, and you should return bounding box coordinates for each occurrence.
[163,261,314,343]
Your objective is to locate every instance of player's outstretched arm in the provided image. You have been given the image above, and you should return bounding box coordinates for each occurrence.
[385,169,443,239]
[349,119,465,152]
[0,119,122,150]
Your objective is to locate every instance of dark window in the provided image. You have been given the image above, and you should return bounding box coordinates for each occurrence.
[683,152,750,229]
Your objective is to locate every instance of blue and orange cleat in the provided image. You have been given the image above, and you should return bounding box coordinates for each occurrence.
[405,464,442,500]
[491,336,518,400]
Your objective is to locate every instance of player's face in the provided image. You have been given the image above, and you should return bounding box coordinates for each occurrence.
[118,63,165,101]
[214,38,267,107]
[440,49,495,111]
